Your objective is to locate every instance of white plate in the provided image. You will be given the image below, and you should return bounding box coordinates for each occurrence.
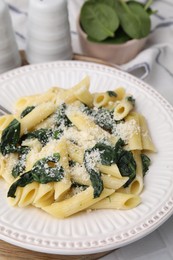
[0,61,173,255]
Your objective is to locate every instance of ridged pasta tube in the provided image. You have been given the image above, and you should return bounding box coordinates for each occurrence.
[90,192,141,210]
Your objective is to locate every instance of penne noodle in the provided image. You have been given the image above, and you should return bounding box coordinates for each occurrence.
[42,187,114,218]
[90,192,141,210]
[113,99,134,121]
[0,76,154,218]
[138,113,156,152]
[20,102,56,135]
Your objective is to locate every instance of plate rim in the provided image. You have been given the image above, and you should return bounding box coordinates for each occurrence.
[0,60,173,255]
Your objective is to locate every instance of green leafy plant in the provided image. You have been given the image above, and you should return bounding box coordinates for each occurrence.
[80,0,156,44]
[20,106,35,118]
[8,153,64,198]
[141,153,151,176]
[0,119,20,156]
[83,138,145,197]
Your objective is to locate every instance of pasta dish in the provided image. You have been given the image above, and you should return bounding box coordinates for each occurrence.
[0,76,155,218]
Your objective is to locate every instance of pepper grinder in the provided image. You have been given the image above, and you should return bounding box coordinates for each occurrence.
[0,0,21,74]
[26,0,73,64]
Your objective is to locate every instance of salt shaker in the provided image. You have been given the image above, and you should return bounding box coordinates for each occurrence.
[0,0,21,74]
[26,0,73,64]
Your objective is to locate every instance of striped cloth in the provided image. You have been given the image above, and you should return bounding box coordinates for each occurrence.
[4,1,173,259]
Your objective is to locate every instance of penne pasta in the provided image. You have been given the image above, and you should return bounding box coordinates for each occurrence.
[89,192,141,210]
[113,98,134,121]
[18,182,39,207]
[20,102,56,135]
[125,112,142,150]
[0,75,155,218]
[42,187,114,218]
[138,113,156,152]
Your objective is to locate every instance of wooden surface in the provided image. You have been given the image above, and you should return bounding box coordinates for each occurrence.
[0,51,115,259]
[0,240,113,260]
[21,50,121,70]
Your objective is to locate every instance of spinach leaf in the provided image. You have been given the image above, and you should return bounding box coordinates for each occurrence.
[32,153,63,184]
[113,138,125,162]
[113,139,136,187]
[143,0,157,15]
[107,91,117,97]
[127,1,151,38]
[141,154,151,176]
[117,150,136,187]
[88,26,131,44]
[23,128,53,146]
[89,0,115,9]
[80,1,119,41]
[116,0,151,39]
[93,143,115,165]
[92,107,114,131]
[20,106,35,118]
[12,146,31,178]
[126,96,135,106]
[81,104,115,132]
[0,119,20,156]
[53,130,61,140]
[55,103,72,128]
[84,149,103,198]
[8,153,64,198]
[127,0,154,14]
[69,160,76,167]
[7,171,34,198]
[71,182,88,191]
[89,169,103,198]
[85,139,136,189]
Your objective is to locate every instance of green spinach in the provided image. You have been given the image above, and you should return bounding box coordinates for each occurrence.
[117,150,136,187]
[85,139,137,190]
[84,149,103,198]
[8,171,34,198]
[0,119,20,156]
[88,26,131,44]
[71,182,88,191]
[89,0,116,9]
[80,0,155,43]
[126,96,135,106]
[20,106,35,118]
[93,143,115,165]
[8,153,64,198]
[23,128,53,146]
[80,1,119,41]
[116,0,151,39]
[113,139,136,187]
[141,154,151,176]
[107,91,117,97]
[92,108,114,132]
[12,146,31,178]
[55,103,72,128]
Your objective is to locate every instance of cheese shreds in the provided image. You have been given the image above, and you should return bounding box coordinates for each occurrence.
[113,119,140,143]
[84,149,101,171]
[70,163,90,183]
[64,126,97,150]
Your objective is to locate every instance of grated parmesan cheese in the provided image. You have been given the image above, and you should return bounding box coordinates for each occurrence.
[84,149,101,171]
[70,163,90,183]
[113,119,140,143]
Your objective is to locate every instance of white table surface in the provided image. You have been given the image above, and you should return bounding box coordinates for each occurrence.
[3,0,173,259]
